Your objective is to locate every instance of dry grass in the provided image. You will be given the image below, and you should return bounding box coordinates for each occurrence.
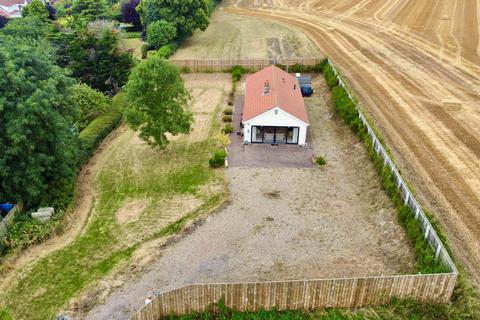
[172,9,321,59]
[0,75,231,320]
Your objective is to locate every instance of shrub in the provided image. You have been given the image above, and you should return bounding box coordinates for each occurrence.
[156,43,177,59]
[147,20,177,50]
[6,213,60,250]
[0,309,12,320]
[209,149,227,168]
[315,155,327,166]
[222,124,234,134]
[222,115,232,122]
[223,108,233,115]
[231,65,246,83]
[323,63,338,88]
[71,83,111,131]
[216,132,231,148]
[141,43,149,59]
[227,91,235,106]
[287,59,328,73]
[121,0,141,26]
[79,108,122,163]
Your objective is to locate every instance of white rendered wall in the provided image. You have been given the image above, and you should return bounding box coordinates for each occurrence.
[242,107,308,145]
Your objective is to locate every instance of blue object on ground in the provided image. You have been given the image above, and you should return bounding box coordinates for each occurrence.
[0,203,14,216]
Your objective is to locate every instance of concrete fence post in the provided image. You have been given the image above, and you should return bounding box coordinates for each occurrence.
[424,225,430,239]
[435,244,442,260]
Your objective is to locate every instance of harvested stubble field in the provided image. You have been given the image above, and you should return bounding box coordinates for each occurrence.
[85,74,416,320]
[226,0,480,290]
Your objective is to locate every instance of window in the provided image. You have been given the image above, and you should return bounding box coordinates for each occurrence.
[287,127,299,144]
[275,127,287,143]
[252,126,263,143]
[263,127,275,143]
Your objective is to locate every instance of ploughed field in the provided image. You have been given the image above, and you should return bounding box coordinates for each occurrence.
[225,0,480,290]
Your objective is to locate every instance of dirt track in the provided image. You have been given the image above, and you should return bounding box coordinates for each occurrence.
[225,0,480,289]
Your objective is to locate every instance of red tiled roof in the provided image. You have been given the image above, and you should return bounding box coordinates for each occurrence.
[0,0,26,6]
[0,7,9,16]
[243,65,309,124]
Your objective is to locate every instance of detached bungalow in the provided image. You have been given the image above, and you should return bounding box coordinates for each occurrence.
[242,65,310,145]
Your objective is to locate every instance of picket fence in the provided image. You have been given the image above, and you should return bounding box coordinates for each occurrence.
[130,60,458,320]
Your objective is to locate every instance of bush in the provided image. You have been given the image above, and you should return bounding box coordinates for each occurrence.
[231,65,246,83]
[147,20,177,50]
[71,83,111,131]
[222,115,232,122]
[223,108,233,115]
[315,155,327,167]
[331,85,362,133]
[288,59,328,73]
[79,107,122,163]
[6,213,60,250]
[141,43,149,59]
[221,124,234,134]
[323,63,338,89]
[156,43,177,59]
[227,91,235,106]
[0,308,13,320]
[209,149,227,168]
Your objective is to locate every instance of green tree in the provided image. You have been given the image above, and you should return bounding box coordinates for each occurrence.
[65,26,133,93]
[22,0,49,20]
[123,57,192,148]
[71,0,109,22]
[138,0,209,37]
[71,83,111,130]
[0,16,51,40]
[146,19,176,49]
[0,37,79,205]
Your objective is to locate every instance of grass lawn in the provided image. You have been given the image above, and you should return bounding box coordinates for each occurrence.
[1,82,229,319]
[120,37,145,60]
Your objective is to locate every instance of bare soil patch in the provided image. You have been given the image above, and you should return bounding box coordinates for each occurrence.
[116,199,149,225]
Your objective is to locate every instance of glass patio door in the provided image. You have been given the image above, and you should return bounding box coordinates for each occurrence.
[263,127,275,143]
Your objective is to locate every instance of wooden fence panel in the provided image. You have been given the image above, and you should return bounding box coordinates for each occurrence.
[168,58,324,73]
[0,204,22,253]
[131,274,457,320]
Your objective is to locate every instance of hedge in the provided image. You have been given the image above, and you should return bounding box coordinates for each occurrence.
[276,59,328,73]
[79,108,122,163]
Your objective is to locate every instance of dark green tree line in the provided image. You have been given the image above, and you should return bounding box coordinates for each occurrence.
[0,36,79,205]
